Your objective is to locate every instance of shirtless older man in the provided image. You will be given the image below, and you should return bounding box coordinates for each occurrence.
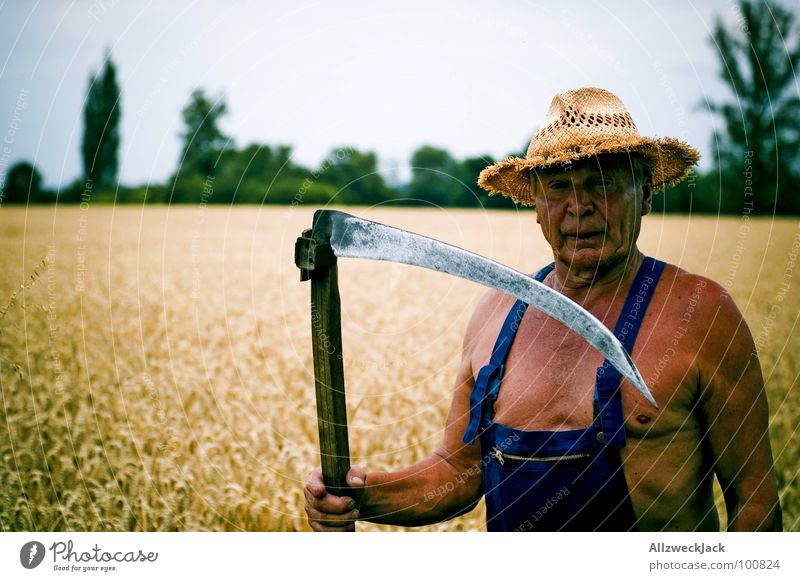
[303,88,782,532]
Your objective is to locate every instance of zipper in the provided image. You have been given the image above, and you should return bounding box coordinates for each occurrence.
[492,446,591,465]
[491,447,505,465]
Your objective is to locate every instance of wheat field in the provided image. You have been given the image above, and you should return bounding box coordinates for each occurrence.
[0,206,797,531]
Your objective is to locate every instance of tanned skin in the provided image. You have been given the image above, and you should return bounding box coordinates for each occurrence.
[303,155,782,532]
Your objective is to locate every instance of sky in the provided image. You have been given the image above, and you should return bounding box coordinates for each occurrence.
[0,0,793,189]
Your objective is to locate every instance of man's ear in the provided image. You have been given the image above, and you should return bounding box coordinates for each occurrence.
[641,182,652,216]
[535,205,540,223]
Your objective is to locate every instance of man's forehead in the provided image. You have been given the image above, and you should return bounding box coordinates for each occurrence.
[532,153,641,179]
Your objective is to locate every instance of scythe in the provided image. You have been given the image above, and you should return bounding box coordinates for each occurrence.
[294,209,655,526]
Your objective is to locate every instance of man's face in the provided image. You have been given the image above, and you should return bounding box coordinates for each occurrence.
[531,155,652,270]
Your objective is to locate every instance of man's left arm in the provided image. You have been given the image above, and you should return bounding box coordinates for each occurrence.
[696,284,782,531]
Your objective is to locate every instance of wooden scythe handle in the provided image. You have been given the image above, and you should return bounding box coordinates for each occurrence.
[309,261,352,499]
[295,220,357,531]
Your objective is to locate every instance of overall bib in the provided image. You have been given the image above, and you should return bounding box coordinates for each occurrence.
[462,257,666,531]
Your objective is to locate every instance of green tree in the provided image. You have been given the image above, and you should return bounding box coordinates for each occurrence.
[453,155,517,208]
[177,88,230,176]
[213,143,307,204]
[408,145,458,206]
[320,147,390,205]
[81,50,121,190]
[706,0,800,214]
[172,89,231,203]
[1,161,45,204]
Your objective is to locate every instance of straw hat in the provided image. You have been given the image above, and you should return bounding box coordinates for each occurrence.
[478,87,700,206]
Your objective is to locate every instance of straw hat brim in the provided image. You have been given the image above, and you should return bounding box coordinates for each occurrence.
[478,136,700,207]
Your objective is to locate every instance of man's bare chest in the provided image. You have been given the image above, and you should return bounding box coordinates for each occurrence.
[469,297,700,436]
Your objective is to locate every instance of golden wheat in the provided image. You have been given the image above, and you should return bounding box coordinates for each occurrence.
[0,206,797,531]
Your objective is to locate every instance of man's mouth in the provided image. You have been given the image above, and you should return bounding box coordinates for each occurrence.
[565,231,605,239]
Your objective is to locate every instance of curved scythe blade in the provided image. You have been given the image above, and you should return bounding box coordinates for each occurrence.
[313,210,657,408]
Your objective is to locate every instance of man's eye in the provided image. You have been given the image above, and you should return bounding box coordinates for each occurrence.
[548,181,569,190]
[592,178,613,187]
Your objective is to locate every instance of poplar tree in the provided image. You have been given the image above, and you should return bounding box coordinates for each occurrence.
[706,0,800,214]
[81,50,121,189]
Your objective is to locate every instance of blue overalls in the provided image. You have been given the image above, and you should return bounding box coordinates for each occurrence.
[462,256,666,531]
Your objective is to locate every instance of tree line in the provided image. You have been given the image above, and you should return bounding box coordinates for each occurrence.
[1,0,798,214]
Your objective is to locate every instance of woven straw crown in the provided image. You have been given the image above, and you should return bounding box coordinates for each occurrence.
[478,87,700,206]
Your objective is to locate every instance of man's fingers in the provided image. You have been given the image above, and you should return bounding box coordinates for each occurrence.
[304,483,356,514]
[309,520,355,533]
[311,491,356,514]
[306,505,360,527]
[305,468,326,498]
[347,465,367,487]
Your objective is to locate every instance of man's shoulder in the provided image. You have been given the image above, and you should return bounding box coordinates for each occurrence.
[652,262,758,383]
[460,287,517,350]
[658,263,735,309]
[657,262,747,335]
[467,287,515,327]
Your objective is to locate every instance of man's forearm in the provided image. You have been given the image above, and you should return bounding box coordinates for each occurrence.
[727,500,783,532]
[359,455,482,527]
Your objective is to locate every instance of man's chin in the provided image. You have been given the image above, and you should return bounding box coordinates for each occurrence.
[560,246,613,270]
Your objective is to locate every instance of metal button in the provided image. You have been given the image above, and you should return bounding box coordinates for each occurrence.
[596,431,606,444]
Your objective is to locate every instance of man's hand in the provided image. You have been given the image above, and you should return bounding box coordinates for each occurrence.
[304,466,366,532]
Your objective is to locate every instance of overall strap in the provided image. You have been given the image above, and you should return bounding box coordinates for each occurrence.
[595,256,667,448]
[461,262,555,444]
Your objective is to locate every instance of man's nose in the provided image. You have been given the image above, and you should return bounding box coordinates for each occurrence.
[567,185,594,216]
